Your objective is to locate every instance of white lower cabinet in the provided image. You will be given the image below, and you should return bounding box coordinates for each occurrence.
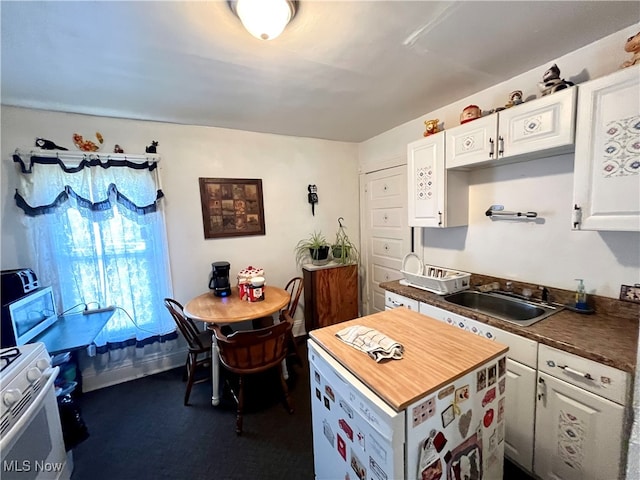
[504,359,536,472]
[418,301,537,472]
[534,345,629,480]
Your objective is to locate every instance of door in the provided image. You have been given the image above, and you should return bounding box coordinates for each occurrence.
[534,372,625,480]
[572,65,640,231]
[504,359,536,473]
[361,166,411,315]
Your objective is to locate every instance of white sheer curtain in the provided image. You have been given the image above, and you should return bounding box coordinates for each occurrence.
[13,153,176,351]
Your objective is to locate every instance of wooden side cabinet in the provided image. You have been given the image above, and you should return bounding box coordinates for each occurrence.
[303,263,358,332]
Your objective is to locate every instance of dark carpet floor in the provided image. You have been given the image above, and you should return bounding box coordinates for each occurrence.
[70,341,534,480]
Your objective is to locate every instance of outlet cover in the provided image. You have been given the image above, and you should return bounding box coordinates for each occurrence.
[619,284,640,304]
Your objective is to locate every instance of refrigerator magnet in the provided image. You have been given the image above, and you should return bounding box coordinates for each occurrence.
[325,385,335,402]
[483,408,495,428]
[498,357,506,378]
[441,404,455,428]
[455,385,470,403]
[339,419,354,441]
[458,410,472,438]
[324,397,331,410]
[487,364,497,386]
[498,378,506,395]
[337,434,347,460]
[350,449,366,480]
[476,369,487,392]
[438,384,455,399]
[481,387,496,407]
[369,456,388,480]
[323,419,335,446]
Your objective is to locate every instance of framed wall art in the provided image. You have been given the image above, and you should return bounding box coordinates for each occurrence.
[198,177,266,239]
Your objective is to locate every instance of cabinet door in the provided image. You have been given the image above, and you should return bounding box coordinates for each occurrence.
[408,132,468,227]
[504,359,536,473]
[572,65,640,231]
[534,372,625,480]
[445,115,498,169]
[499,87,576,160]
[407,132,446,227]
[303,264,358,332]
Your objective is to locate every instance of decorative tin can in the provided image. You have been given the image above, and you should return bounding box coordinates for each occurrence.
[237,275,250,301]
[247,276,265,302]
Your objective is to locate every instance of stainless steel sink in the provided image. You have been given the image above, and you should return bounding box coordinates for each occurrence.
[443,290,562,327]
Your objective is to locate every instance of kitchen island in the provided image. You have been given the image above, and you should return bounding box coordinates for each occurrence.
[308,307,508,480]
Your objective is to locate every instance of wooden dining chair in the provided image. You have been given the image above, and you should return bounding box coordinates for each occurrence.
[212,321,294,435]
[164,298,212,406]
[279,277,303,364]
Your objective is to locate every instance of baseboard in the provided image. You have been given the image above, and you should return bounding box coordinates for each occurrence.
[80,347,187,393]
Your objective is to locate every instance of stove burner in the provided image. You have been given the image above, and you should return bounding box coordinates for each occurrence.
[0,347,22,372]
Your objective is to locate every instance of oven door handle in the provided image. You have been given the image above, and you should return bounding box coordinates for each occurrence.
[0,366,60,452]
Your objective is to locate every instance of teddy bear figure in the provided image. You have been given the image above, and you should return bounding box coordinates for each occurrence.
[621,32,640,68]
[423,119,440,137]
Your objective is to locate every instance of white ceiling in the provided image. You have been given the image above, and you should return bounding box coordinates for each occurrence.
[2,1,638,143]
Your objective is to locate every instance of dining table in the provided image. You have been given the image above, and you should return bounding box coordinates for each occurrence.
[184,285,290,406]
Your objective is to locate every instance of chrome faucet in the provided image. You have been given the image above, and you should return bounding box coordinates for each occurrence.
[538,286,550,303]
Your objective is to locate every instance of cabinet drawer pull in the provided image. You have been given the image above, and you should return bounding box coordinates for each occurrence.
[558,365,593,380]
[537,376,546,401]
[489,138,495,158]
[498,136,504,156]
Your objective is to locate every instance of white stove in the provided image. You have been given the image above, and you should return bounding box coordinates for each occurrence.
[0,342,71,479]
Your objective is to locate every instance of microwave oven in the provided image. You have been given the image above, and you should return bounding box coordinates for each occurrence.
[1,286,57,348]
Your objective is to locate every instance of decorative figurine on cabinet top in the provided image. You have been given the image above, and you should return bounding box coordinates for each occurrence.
[460,105,482,124]
[621,32,640,68]
[538,64,574,96]
[145,141,159,153]
[35,138,68,150]
[423,119,440,137]
[505,90,523,108]
[113,144,124,154]
[72,132,104,152]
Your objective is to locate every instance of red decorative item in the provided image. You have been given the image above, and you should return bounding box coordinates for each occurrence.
[460,105,482,124]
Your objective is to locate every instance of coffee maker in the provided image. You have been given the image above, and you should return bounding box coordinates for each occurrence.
[209,261,231,297]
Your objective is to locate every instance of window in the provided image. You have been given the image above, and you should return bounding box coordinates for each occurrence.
[13,153,176,351]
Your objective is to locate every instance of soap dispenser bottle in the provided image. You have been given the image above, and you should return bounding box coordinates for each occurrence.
[574,279,588,310]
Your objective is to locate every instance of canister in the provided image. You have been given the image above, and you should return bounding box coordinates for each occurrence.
[247,276,265,302]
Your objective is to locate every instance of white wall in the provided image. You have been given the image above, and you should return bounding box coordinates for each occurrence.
[359,24,640,299]
[1,107,359,304]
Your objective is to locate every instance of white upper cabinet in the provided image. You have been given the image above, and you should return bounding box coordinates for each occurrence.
[407,132,468,228]
[572,65,640,231]
[446,87,577,170]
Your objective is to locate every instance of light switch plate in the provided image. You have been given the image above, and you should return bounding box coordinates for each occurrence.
[619,284,640,304]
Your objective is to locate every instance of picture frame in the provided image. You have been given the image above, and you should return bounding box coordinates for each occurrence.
[198,177,265,239]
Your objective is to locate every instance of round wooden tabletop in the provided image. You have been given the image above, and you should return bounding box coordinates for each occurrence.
[183,286,290,324]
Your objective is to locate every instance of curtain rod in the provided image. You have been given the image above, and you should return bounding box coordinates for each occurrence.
[11,148,161,164]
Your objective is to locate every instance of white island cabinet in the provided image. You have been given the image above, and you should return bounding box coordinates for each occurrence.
[308,308,508,480]
[418,301,538,472]
[572,65,640,231]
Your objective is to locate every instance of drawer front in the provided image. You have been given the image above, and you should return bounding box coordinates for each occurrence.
[369,174,404,201]
[537,344,629,405]
[384,291,419,312]
[419,302,537,368]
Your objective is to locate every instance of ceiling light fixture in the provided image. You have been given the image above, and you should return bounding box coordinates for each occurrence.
[229,0,298,41]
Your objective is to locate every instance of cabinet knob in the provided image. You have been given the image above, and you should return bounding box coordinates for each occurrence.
[384,244,389,251]
[383,184,388,192]
[383,214,388,222]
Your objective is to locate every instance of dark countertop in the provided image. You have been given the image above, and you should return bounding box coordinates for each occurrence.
[380,280,639,373]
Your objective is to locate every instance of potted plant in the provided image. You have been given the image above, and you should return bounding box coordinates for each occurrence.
[331,218,359,265]
[294,231,330,266]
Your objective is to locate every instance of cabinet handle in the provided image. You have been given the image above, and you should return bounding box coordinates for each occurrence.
[498,136,504,156]
[388,299,403,307]
[572,204,582,229]
[558,365,594,380]
[537,376,546,401]
[438,211,443,226]
[489,138,495,158]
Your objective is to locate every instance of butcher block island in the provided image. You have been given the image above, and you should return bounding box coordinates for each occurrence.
[308,307,509,480]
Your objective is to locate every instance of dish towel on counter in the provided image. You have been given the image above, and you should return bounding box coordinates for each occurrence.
[335,325,404,362]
